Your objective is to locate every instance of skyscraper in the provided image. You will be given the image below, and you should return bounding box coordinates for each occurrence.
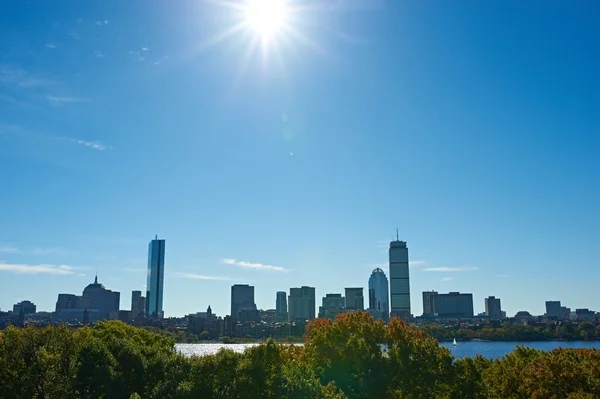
[131,290,145,318]
[422,291,438,316]
[276,291,288,322]
[146,236,166,318]
[288,286,316,321]
[485,296,503,319]
[368,268,389,321]
[546,301,562,319]
[389,233,411,319]
[344,288,364,311]
[231,284,257,318]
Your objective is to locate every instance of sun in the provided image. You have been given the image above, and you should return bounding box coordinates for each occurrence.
[244,0,287,39]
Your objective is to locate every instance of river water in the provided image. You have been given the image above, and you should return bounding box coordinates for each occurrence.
[176,341,600,359]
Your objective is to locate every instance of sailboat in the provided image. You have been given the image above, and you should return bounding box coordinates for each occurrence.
[453,338,457,347]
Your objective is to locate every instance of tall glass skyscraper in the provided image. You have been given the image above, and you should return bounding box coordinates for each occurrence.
[146,236,165,318]
[389,235,411,319]
[368,268,389,321]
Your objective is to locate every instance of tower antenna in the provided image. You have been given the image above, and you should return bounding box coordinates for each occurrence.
[396,227,399,241]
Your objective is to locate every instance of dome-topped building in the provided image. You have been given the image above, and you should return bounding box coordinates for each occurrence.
[368,268,390,322]
[82,275,120,319]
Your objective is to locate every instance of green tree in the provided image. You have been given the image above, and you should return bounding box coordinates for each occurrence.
[577,322,595,340]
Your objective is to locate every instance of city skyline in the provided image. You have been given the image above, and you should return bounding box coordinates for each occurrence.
[1,1,598,318]
[2,233,595,321]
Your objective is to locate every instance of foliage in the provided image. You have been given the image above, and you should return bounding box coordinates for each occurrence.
[1,317,600,398]
[420,321,600,342]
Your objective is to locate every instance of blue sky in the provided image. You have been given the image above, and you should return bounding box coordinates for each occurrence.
[1,0,598,318]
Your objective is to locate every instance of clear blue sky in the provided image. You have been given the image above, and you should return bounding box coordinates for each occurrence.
[1,0,598,318]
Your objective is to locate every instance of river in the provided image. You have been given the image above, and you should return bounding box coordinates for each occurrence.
[176,341,600,359]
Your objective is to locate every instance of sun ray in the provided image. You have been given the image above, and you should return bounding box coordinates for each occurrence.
[234,34,262,86]
[189,22,247,57]
[197,0,335,81]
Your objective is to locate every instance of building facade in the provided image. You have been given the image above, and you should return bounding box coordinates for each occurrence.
[433,292,474,318]
[318,293,346,319]
[276,291,288,322]
[231,284,257,320]
[389,237,411,319]
[288,286,315,321]
[368,268,389,321]
[54,276,120,323]
[485,296,503,319]
[146,236,166,318]
[422,291,438,316]
[344,288,364,311]
[545,301,562,319]
[82,276,120,319]
[131,290,145,319]
[12,300,36,314]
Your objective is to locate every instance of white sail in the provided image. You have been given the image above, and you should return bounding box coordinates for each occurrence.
[453,338,457,346]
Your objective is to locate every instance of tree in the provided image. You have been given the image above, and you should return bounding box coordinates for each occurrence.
[577,322,595,340]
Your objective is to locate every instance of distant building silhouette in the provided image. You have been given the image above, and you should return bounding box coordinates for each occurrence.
[514,310,534,322]
[12,300,36,315]
[146,236,166,318]
[231,284,258,321]
[433,292,474,318]
[83,275,120,318]
[485,296,503,319]
[276,291,288,322]
[389,233,411,319]
[318,293,345,319]
[344,288,364,312]
[131,290,145,319]
[368,268,389,322]
[54,276,119,323]
[422,291,438,316]
[545,301,562,319]
[288,286,315,321]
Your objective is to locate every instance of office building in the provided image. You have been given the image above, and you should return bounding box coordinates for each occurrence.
[12,300,36,314]
[82,276,120,318]
[561,306,571,320]
[545,301,561,319]
[345,288,364,311]
[56,294,86,311]
[131,291,145,318]
[231,284,257,321]
[433,292,474,318]
[389,234,411,319]
[146,236,166,318]
[422,291,438,316]
[368,268,389,321]
[318,293,346,319]
[485,296,503,319]
[288,286,316,321]
[54,276,120,322]
[276,291,288,322]
[575,309,597,322]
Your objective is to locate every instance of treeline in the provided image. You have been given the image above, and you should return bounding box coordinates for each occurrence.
[139,325,303,344]
[421,321,600,342]
[1,313,600,398]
